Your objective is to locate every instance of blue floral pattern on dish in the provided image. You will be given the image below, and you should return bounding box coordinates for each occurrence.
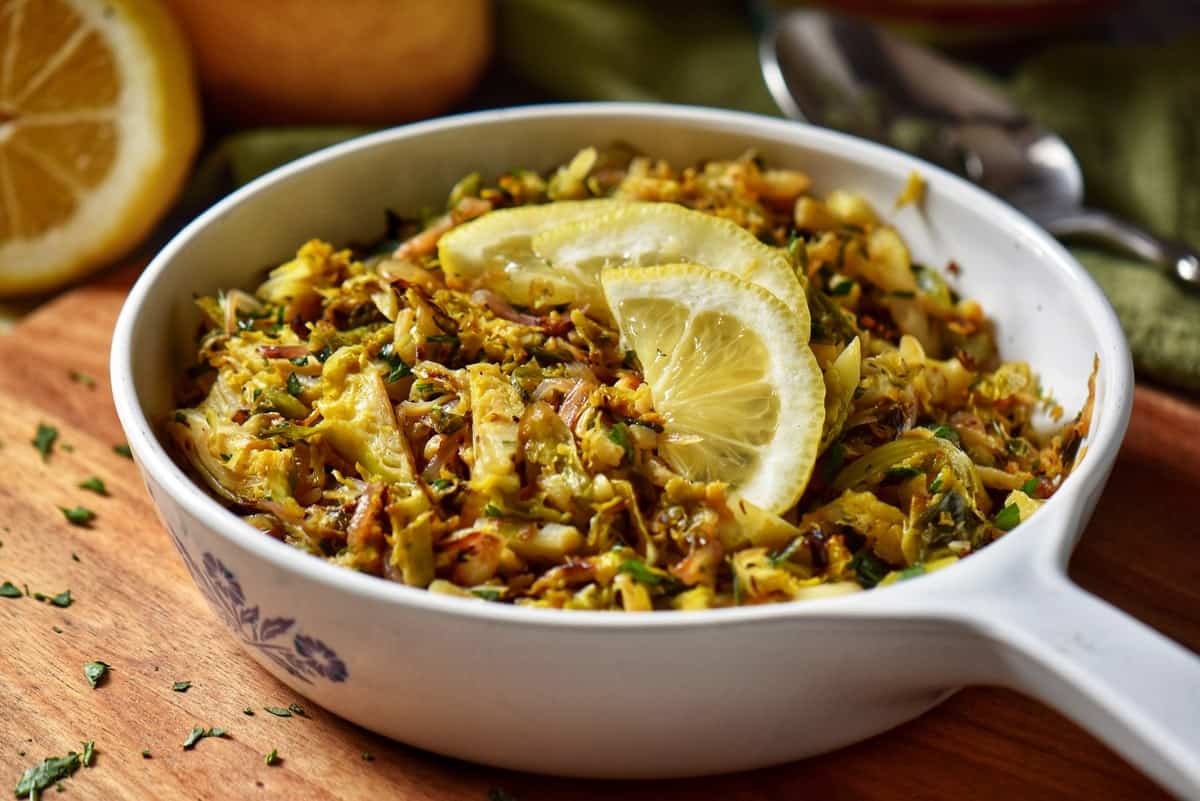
[174,545,348,684]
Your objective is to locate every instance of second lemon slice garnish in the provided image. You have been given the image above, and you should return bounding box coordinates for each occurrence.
[437,198,619,308]
[534,202,808,327]
[602,263,825,514]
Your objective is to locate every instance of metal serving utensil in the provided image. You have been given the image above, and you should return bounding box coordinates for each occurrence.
[758,8,1200,288]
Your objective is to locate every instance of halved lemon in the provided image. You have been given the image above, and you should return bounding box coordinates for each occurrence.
[0,0,200,295]
[602,263,824,514]
[533,201,808,326]
[438,198,620,308]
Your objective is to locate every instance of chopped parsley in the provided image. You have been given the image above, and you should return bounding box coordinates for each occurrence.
[1021,477,1039,495]
[78,477,108,496]
[263,707,292,717]
[429,478,453,491]
[172,681,192,693]
[483,503,504,518]
[884,466,922,481]
[264,749,280,766]
[84,661,109,689]
[928,474,944,494]
[80,741,95,768]
[617,559,677,589]
[14,752,80,798]
[0,581,21,598]
[994,504,1021,531]
[49,590,72,608]
[289,356,309,366]
[286,372,302,396]
[113,444,133,459]
[471,589,501,601]
[287,703,306,717]
[141,749,151,759]
[378,343,412,382]
[928,424,959,443]
[182,727,226,749]
[849,551,889,589]
[896,564,926,581]
[607,422,633,460]
[68,370,96,388]
[243,708,254,716]
[33,423,58,461]
[829,277,855,296]
[60,506,96,527]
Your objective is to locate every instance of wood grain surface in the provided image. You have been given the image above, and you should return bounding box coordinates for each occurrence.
[0,269,1196,801]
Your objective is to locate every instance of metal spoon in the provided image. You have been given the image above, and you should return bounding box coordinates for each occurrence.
[758,8,1200,287]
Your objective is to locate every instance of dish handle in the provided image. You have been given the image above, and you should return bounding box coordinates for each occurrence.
[953,563,1200,800]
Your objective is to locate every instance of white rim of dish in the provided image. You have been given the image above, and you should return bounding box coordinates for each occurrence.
[110,102,1134,631]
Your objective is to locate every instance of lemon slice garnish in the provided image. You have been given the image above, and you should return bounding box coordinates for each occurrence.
[0,0,200,295]
[534,201,808,326]
[438,198,620,308]
[602,263,824,513]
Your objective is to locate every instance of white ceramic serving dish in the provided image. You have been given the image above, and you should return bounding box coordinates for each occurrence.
[111,104,1200,797]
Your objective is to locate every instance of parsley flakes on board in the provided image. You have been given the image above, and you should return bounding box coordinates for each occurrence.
[78,477,108,496]
[60,506,96,527]
[83,661,109,689]
[33,424,58,461]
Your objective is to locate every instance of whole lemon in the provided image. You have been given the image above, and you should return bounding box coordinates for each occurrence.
[166,0,492,124]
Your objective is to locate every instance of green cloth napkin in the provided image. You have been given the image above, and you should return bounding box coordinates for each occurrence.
[199,3,1200,392]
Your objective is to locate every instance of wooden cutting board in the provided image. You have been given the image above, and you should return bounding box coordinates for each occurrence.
[1,265,1197,801]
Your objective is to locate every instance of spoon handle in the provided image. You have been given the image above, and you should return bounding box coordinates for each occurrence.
[1043,208,1200,288]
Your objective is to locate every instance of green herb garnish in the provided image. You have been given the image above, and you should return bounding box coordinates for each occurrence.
[425,334,460,345]
[84,661,109,689]
[849,551,889,589]
[172,681,192,693]
[14,752,81,798]
[897,564,926,581]
[617,560,676,589]
[483,503,503,518]
[928,424,959,443]
[79,477,108,497]
[49,590,72,608]
[1020,477,1039,495]
[243,708,254,716]
[182,727,226,749]
[287,703,306,717]
[928,474,944,494]
[0,581,21,598]
[471,589,501,602]
[429,478,453,491]
[68,370,96,388]
[286,372,302,396]
[33,424,58,461]
[994,504,1021,531]
[141,750,151,759]
[264,749,280,766]
[289,356,309,366]
[884,466,922,481]
[113,444,133,459]
[263,707,292,717]
[829,278,855,296]
[80,741,95,768]
[607,423,633,461]
[60,506,95,527]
